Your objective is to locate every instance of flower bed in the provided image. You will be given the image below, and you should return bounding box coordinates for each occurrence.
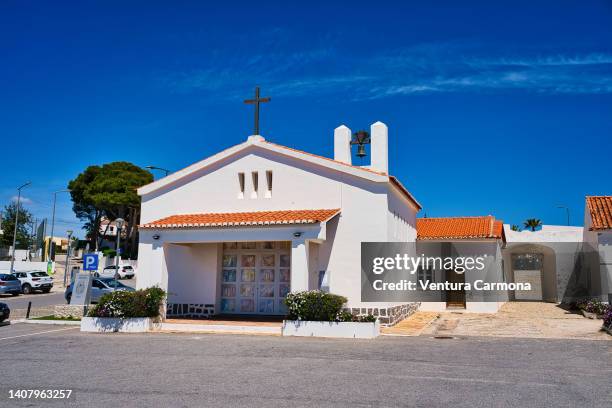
[603,307,612,335]
[576,299,608,319]
[282,291,379,338]
[81,287,165,333]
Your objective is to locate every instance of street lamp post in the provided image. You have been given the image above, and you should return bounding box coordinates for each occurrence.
[48,189,70,261]
[556,205,570,226]
[9,182,31,273]
[145,165,170,177]
[63,230,73,287]
[114,218,125,287]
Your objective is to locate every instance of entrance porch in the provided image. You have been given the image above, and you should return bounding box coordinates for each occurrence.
[163,240,300,318]
[137,224,329,319]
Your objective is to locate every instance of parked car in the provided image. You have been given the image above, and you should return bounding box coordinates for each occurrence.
[0,273,21,296]
[0,302,9,322]
[64,277,135,304]
[12,271,54,294]
[95,265,135,279]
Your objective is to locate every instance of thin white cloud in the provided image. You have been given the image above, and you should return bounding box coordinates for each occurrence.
[470,53,612,67]
[11,195,33,204]
[161,43,612,99]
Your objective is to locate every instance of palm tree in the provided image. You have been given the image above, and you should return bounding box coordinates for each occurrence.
[510,225,521,231]
[523,218,542,232]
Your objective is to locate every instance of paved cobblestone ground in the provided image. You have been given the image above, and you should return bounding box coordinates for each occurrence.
[381,311,439,336]
[421,302,610,340]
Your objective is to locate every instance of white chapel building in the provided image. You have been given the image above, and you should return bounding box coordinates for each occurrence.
[136,122,422,324]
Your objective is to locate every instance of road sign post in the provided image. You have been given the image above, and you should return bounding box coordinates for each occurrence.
[83,253,99,272]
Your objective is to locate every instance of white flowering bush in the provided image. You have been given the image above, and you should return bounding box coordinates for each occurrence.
[284,290,347,321]
[88,287,166,318]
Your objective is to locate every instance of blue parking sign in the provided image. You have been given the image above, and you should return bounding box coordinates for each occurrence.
[83,253,99,271]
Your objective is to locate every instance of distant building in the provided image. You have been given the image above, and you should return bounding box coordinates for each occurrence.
[98,217,126,249]
[503,225,588,304]
[45,236,70,251]
[99,218,125,238]
[584,196,612,303]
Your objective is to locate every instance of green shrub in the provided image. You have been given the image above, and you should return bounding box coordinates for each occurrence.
[284,291,377,322]
[88,287,166,318]
[585,299,608,315]
[336,310,354,322]
[101,248,117,258]
[354,314,377,323]
[576,298,608,315]
[284,291,347,321]
[575,300,588,311]
[336,310,376,322]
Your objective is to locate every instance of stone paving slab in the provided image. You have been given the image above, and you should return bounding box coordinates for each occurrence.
[381,311,440,336]
[421,302,611,341]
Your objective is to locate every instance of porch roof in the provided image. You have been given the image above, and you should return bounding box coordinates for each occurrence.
[140,209,340,229]
[586,196,612,230]
[416,216,504,240]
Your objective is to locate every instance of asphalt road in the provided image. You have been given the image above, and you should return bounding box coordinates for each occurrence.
[0,279,137,310]
[0,323,610,408]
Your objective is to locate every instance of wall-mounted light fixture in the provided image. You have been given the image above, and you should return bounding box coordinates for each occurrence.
[152,234,160,240]
[293,232,303,238]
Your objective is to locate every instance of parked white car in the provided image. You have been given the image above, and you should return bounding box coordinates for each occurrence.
[12,271,54,294]
[95,265,135,279]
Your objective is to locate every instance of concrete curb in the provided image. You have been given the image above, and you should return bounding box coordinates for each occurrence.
[158,322,281,335]
[21,318,81,326]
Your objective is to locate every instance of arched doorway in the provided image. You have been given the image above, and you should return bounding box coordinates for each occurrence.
[504,244,557,302]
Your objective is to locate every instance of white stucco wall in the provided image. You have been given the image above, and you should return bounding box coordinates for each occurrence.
[387,185,418,242]
[504,223,610,303]
[165,243,220,306]
[583,207,612,302]
[505,224,584,243]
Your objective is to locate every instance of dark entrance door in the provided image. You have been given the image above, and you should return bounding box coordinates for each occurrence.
[446,270,466,308]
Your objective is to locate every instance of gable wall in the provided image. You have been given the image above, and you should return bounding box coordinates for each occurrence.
[141,146,386,226]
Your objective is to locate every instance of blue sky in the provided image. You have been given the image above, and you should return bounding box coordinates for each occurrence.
[1,1,611,238]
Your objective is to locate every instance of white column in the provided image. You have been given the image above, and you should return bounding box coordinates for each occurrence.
[291,238,310,292]
[370,121,388,174]
[334,125,352,164]
[135,240,167,291]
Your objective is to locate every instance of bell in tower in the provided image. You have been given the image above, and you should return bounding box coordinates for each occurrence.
[350,130,371,159]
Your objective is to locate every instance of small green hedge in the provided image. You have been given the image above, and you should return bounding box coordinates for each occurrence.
[284,291,376,322]
[87,287,166,318]
[285,291,347,321]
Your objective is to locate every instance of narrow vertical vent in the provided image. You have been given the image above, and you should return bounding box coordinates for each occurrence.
[265,170,273,198]
[238,172,245,199]
[251,171,258,198]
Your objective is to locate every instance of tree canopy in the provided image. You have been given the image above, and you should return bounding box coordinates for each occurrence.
[68,162,153,257]
[523,218,543,232]
[0,202,33,249]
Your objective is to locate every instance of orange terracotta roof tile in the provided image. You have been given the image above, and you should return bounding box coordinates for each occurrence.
[586,196,612,230]
[493,220,504,238]
[140,209,340,229]
[417,216,504,240]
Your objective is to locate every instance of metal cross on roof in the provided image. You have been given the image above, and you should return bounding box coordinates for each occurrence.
[243,86,271,135]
